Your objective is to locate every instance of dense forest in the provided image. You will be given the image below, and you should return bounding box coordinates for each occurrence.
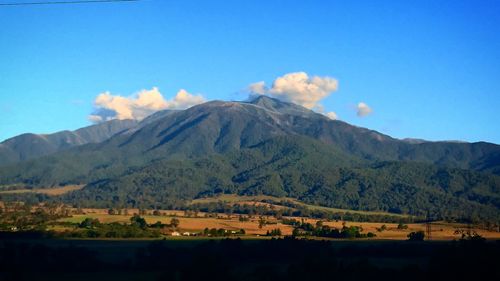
[1,96,499,223]
[53,138,498,222]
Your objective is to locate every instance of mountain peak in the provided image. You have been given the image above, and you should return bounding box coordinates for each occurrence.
[247,95,290,108]
[243,95,321,119]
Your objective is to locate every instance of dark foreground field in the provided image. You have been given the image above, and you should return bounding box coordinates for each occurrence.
[0,235,499,281]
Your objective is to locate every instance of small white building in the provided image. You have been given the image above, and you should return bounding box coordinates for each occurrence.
[171,231,181,236]
[182,232,191,236]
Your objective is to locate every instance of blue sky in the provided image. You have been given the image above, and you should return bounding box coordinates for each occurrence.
[0,0,499,143]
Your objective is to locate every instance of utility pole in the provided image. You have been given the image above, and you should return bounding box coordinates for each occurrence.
[426,211,432,241]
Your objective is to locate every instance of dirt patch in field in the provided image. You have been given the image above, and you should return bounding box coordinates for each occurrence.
[0,185,84,195]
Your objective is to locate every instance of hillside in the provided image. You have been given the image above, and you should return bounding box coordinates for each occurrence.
[63,137,500,221]
[0,119,137,166]
[0,96,499,221]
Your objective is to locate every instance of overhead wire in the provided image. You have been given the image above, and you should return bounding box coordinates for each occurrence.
[0,0,141,6]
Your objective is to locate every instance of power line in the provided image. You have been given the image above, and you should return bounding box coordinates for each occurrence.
[0,0,141,6]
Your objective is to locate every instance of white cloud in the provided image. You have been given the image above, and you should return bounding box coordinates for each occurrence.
[88,115,103,123]
[89,87,206,123]
[325,111,338,120]
[171,89,206,108]
[248,72,338,109]
[314,104,339,120]
[248,81,267,95]
[357,102,373,117]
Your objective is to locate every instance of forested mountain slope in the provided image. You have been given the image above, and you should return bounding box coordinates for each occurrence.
[1,96,499,221]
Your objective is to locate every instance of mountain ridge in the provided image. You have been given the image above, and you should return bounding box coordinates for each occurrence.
[0,96,499,221]
[1,96,499,178]
[0,119,138,166]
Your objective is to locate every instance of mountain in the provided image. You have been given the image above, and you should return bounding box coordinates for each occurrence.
[0,96,499,221]
[0,119,138,166]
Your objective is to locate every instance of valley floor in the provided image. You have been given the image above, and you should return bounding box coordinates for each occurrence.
[55,208,500,240]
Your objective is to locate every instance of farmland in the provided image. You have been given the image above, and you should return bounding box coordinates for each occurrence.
[1,198,499,281]
[54,208,500,240]
[1,192,499,240]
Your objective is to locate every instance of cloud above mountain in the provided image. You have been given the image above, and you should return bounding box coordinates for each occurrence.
[88,72,368,123]
[325,111,338,120]
[88,87,205,123]
[356,102,373,117]
[248,72,338,109]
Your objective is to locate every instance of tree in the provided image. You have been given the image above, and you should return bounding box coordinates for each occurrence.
[79,218,100,229]
[454,229,486,242]
[258,216,266,229]
[268,228,281,236]
[130,215,147,229]
[224,207,233,219]
[274,210,283,220]
[397,223,408,230]
[150,221,163,228]
[170,217,180,228]
[407,231,425,241]
[342,226,362,238]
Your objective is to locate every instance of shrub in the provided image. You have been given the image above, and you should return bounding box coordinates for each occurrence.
[407,231,425,241]
[397,223,408,230]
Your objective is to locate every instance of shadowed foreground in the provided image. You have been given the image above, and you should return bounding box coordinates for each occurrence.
[0,235,498,281]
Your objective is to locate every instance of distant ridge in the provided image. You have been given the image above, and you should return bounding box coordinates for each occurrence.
[0,119,137,166]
